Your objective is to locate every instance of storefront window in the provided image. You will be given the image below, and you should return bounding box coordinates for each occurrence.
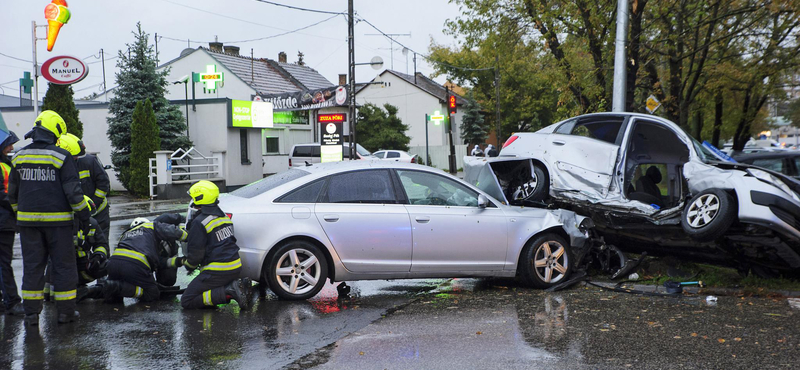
[265,137,280,154]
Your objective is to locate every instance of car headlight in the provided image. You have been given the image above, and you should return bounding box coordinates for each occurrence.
[748,168,800,202]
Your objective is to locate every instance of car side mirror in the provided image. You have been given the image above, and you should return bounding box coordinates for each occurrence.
[478,194,489,208]
[103,165,112,170]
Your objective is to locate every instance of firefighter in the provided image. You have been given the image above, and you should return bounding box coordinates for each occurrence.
[0,130,23,316]
[8,110,91,326]
[73,196,109,285]
[100,216,187,303]
[178,180,252,310]
[74,135,111,238]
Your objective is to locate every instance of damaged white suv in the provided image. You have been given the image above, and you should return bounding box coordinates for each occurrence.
[465,113,800,276]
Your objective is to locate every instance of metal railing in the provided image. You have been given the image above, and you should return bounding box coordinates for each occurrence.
[149,147,224,199]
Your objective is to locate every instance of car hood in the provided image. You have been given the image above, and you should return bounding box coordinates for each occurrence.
[708,160,800,193]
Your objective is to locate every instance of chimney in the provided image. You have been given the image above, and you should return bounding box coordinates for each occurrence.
[209,42,223,53]
[223,45,240,55]
[339,74,347,86]
[278,51,287,63]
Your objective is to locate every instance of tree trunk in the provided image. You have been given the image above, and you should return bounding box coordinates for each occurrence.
[711,90,723,147]
[732,89,752,152]
[693,110,703,141]
[626,0,647,112]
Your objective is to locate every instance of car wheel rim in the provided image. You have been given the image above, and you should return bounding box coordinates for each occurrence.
[533,240,568,284]
[686,194,720,228]
[513,174,539,201]
[274,248,321,295]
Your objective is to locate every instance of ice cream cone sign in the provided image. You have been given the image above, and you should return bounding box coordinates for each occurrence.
[44,0,71,52]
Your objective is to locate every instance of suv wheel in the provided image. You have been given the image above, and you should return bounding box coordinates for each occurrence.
[265,240,328,300]
[681,189,736,242]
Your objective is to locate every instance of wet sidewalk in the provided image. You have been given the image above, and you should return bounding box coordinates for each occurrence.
[107,193,188,221]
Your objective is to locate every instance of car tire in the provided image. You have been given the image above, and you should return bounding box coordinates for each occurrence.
[513,164,549,202]
[519,233,572,289]
[264,240,328,300]
[681,189,736,242]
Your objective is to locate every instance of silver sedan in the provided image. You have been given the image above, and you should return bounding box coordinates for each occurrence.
[219,161,592,300]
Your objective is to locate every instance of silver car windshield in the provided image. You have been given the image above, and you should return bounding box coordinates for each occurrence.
[691,138,717,163]
[230,169,310,198]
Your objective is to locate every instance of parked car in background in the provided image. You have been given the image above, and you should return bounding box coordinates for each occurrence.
[220,161,594,300]
[465,112,800,276]
[373,149,420,163]
[733,152,800,180]
[289,143,373,168]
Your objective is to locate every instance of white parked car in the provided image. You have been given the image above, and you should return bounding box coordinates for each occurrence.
[372,150,420,163]
[219,161,593,300]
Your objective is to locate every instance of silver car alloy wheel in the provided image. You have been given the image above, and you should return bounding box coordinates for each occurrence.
[533,240,568,284]
[686,194,720,228]
[274,248,322,295]
[513,174,539,201]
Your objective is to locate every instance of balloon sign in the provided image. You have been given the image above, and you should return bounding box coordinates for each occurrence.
[44,0,71,51]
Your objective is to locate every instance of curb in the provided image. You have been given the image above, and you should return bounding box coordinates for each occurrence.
[583,281,800,298]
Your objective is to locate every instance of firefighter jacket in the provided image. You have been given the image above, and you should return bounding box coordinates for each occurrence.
[77,154,110,215]
[73,217,109,259]
[113,221,188,272]
[8,128,90,227]
[184,204,241,272]
[0,153,16,232]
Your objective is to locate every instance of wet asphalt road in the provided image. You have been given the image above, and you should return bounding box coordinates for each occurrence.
[2,220,799,369]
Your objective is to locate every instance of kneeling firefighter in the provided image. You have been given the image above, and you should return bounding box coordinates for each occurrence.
[178,180,252,310]
[100,216,187,302]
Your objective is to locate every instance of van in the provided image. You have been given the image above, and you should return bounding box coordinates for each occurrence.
[289,143,373,168]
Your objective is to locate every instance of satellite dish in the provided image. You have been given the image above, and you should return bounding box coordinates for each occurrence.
[180,48,195,57]
[370,56,384,70]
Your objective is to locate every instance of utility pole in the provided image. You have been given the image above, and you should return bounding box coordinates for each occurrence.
[31,21,42,116]
[413,53,417,84]
[101,48,107,102]
[348,0,356,160]
[495,55,501,146]
[612,0,628,112]
[446,85,456,174]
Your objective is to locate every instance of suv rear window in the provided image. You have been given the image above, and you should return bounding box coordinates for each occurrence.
[229,169,310,198]
[293,146,313,157]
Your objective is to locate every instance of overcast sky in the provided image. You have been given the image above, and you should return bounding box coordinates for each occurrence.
[0,0,462,100]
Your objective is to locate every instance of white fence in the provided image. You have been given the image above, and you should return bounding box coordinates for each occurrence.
[408,144,468,170]
[149,147,224,199]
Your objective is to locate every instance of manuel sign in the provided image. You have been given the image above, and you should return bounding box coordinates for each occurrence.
[40,55,88,85]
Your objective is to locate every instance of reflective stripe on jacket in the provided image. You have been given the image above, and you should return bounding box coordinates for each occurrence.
[184,204,240,270]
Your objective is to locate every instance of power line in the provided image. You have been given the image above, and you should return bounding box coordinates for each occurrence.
[161,13,342,45]
[252,0,344,15]
[0,52,31,64]
[86,56,117,65]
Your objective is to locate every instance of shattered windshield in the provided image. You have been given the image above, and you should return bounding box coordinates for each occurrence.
[691,138,717,163]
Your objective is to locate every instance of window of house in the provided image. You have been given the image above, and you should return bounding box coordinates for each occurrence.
[265,137,280,154]
[240,129,251,164]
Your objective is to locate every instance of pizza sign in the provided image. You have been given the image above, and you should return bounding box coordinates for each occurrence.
[40,55,88,85]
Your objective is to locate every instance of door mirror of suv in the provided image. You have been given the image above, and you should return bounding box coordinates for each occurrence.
[478,194,489,208]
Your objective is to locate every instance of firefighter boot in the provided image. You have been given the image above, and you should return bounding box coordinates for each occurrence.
[225,278,253,310]
[58,311,79,324]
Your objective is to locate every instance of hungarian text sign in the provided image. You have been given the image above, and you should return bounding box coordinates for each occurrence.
[40,55,87,85]
[231,100,274,128]
[259,85,348,111]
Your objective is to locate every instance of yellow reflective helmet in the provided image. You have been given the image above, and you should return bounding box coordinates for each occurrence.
[34,110,67,138]
[83,195,95,213]
[56,133,81,156]
[188,180,219,205]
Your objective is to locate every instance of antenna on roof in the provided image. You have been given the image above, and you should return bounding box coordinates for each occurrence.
[215,35,218,42]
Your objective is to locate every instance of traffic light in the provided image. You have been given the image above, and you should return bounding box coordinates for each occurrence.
[448,94,457,115]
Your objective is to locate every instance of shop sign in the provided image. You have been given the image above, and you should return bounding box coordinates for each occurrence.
[259,85,348,111]
[193,65,224,91]
[40,55,88,85]
[230,100,273,128]
[273,111,309,125]
[320,114,343,163]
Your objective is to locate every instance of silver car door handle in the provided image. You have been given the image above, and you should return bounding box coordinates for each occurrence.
[415,216,430,223]
[552,140,566,146]
[323,215,340,222]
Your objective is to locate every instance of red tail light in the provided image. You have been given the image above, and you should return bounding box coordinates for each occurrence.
[502,135,519,149]
[226,213,233,219]
[289,158,292,167]
[411,156,416,163]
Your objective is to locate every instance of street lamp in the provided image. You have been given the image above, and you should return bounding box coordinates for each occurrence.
[173,75,189,140]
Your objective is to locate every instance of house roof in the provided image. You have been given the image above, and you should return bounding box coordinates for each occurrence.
[160,47,335,95]
[375,70,469,105]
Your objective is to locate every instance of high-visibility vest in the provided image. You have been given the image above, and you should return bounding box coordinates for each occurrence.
[0,162,10,194]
